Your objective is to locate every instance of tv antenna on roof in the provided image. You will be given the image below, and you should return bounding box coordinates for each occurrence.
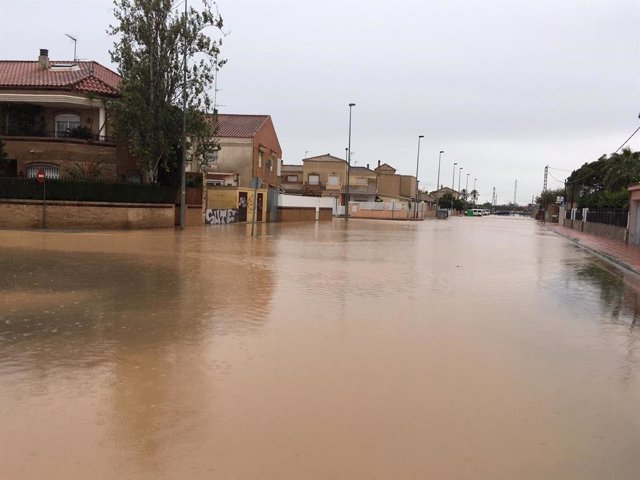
[64,34,78,62]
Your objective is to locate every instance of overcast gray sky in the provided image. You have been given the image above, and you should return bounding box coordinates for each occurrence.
[1,0,639,204]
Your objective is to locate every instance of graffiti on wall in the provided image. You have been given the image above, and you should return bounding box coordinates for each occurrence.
[205,208,239,225]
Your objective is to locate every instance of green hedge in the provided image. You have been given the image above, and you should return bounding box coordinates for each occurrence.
[0,177,177,204]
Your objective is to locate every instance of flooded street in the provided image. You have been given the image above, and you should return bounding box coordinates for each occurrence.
[1,217,639,479]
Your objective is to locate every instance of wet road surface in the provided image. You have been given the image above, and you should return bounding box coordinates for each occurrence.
[1,217,639,479]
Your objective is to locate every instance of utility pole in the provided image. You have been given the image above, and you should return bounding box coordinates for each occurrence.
[543,165,548,194]
[436,150,444,207]
[345,103,355,221]
[513,179,518,206]
[179,0,187,229]
[492,186,496,207]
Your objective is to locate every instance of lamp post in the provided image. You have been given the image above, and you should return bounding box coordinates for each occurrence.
[458,166,463,193]
[436,150,444,207]
[345,102,355,221]
[414,135,424,219]
[465,173,469,211]
[451,162,457,214]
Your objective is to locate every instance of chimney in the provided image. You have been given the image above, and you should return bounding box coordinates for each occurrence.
[366,163,369,169]
[38,49,49,69]
[378,160,381,167]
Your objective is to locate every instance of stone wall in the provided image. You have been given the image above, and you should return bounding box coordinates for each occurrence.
[0,199,173,229]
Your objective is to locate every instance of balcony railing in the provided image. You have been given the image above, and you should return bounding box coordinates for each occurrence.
[3,129,116,143]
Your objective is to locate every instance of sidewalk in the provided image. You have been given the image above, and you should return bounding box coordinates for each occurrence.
[545,224,640,276]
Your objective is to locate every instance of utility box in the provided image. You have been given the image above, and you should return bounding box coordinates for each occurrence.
[437,209,448,219]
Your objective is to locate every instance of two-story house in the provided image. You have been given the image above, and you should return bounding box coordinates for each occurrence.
[374,161,417,203]
[280,164,304,194]
[348,164,377,202]
[200,113,282,222]
[202,113,282,189]
[301,154,347,202]
[0,49,138,181]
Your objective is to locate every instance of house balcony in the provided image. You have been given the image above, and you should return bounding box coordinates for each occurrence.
[342,184,377,195]
[2,129,116,144]
[303,182,323,196]
[281,181,304,194]
[3,134,122,180]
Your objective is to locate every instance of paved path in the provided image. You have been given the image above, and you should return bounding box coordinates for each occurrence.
[546,224,640,276]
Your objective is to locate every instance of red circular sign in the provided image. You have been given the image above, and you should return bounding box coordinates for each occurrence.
[36,168,45,184]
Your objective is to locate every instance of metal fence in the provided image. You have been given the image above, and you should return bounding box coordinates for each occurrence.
[4,129,116,143]
[574,209,583,221]
[586,209,628,228]
[356,202,409,211]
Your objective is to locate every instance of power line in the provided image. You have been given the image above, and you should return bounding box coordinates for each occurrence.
[614,124,640,154]
[548,171,566,184]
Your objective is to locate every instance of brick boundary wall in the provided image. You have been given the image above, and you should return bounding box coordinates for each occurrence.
[349,209,419,220]
[0,199,174,229]
[582,221,628,243]
[277,207,333,222]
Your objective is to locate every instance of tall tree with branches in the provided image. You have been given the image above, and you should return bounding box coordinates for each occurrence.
[109,0,225,183]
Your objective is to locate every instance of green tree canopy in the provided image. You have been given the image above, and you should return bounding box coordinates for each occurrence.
[536,188,565,208]
[438,193,464,210]
[565,148,639,208]
[109,0,225,183]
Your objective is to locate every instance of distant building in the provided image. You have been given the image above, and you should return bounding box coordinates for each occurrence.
[374,161,417,202]
[430,186,460,200]
[200,114,283,223]
[302,153,347,200]
[348,165,377,202]
[201,114,282,190]
[280,164,304,194]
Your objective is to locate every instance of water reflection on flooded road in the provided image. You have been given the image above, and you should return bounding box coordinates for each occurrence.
[1,218,639,479]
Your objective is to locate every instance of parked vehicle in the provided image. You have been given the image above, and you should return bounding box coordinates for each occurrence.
[466,208,483,216]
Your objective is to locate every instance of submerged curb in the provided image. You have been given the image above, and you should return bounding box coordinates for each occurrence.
[547,226,640,277]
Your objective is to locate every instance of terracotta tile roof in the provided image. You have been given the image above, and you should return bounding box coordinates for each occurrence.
[350,166,375,173]
[212,114,270,138]
[0,60,121,96]
[304,154,346,163]
[374,163,396,173]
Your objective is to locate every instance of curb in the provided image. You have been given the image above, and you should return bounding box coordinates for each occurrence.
[546,226,640,278]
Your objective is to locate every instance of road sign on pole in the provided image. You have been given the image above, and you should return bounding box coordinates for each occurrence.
[36,168,47,228]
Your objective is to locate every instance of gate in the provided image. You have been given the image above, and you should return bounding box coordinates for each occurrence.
[238,192,248,222]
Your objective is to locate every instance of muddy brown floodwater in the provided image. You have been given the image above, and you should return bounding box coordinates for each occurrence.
[1,217,639,479]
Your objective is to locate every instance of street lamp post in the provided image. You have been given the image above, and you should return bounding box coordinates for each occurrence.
[465,173,469,211]
[345,103,355,221]
[458,166,463,193]
[451,162,457,214]
[436,150,444,207]
[414,135,424,219]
